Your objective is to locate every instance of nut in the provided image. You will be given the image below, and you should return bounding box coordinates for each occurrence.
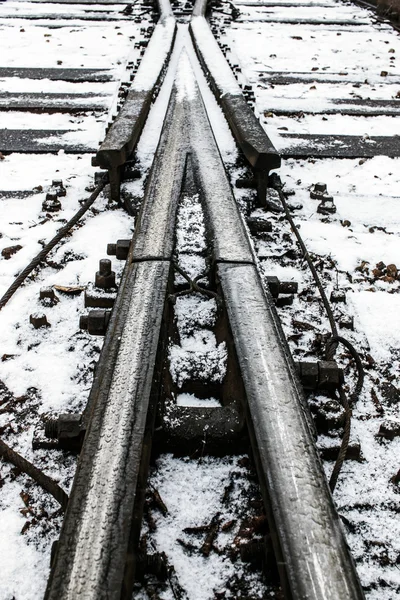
[30,313,50,328]
[95,259,116,289]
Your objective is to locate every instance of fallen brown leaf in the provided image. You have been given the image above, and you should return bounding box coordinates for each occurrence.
[53,285,85,295]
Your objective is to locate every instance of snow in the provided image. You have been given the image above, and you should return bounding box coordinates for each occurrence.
[135,455,269,599]
[0,505,49,600]
[351,291,400,361]
[176,393,220,406]
[0,2,147,596]
[131,17,176,92]
[176,51,197,102]
[191,16,242,95]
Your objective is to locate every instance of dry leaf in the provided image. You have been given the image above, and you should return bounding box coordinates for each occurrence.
[53,285,86,295]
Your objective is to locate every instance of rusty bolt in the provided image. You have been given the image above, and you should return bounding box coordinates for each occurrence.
[84,289,115,309]
[311,182,327,195]
[39,286,59,306]
[296,361,319,389]
[42,192,62,212]
[266,276,298,298]
[317,199,336,215]
[79,314,89,330]
[378,419,400,441]
[79,310,111,335]
[247,217,272,234]
[266,276,280,298]
[39,287,55,300]
[295,360,342,391]
[30,313,49,329]
[339,316,354,331]
[330,290,346,303]
[51,180,67,197]
[45,413,84,451]
[279,281,298,295]
[107,239,130,260]
[95,259,116,289]
[319,361,344,390]
[276,295,294,307]
[310,182,333,202]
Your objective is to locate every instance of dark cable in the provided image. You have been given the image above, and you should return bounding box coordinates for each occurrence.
[0,178,107,311]
[0,439,68,511]
[273,183,338,339]
[271,177,365,492]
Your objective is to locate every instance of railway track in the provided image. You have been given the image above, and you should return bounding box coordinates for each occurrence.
[0,0,399,598]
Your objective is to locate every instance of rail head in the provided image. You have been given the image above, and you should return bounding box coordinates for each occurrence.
[189,9,281,172]
[96,5,177,203]
[218,263,365,600]
[181,58,364,599]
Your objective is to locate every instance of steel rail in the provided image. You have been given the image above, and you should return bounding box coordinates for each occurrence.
[95,0,177,204]
[44,2,365,598]
[184,61,365,600]
[190,0,280,203]
[45,86,189,600]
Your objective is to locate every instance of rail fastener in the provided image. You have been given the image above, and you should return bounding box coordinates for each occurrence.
[29,313,50,329]
[107,239,131,260]
[266,276,298,298]
[79,309,111,336]
[295,360,344,391]
[95,259,116,289]
[45,413,85,452]
[95,3,176,206]
[84,289,116,309]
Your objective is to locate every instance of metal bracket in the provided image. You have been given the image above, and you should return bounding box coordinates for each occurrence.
[295,360,343,391]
